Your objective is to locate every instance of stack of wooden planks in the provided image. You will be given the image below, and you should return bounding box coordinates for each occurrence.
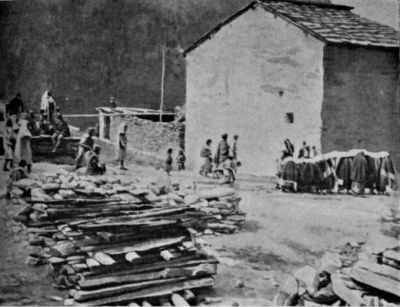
[273,235,400,306]
[11,171,247,306]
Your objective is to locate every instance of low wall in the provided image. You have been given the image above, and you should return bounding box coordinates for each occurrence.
[100,114,185,161]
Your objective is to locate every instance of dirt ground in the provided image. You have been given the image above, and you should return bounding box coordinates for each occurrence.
[0,154,398,306]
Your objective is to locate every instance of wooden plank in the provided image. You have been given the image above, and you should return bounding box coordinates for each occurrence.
[81,277,214,306]
[78,263,217,289]
[355,261,400,282]
[331,274,365,306]
[171,293,190,307]
[83,256,218,279]
[75,277,189,302]
[383,250,400,263]
[92,252,116,265]
[351,267,400,297]
[80,237,186,255]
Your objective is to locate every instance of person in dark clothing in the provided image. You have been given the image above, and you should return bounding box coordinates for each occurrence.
[298,141,310,159]
[214,133,230,167]
[27,110,41,136]
[6,93,24,117]
[165,148,173,176]
[176,149,186,171]
[86,145,106,176]
[39,114,53,135]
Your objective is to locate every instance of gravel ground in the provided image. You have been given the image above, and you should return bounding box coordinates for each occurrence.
[0,155,397,305]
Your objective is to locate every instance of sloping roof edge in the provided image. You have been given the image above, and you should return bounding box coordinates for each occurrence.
[183,1,259,56]
[183,0,398,56]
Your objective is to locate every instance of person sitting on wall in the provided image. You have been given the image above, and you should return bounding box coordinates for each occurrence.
[75,127,96,170]
[51,112,71,152]
[39,113,54,135]
[27,110,41,136]
[86,145,106,175]
[350,151,368,195]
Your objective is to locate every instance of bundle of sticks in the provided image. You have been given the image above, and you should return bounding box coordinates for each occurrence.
[11,171,246,306]
[274,235,400,306]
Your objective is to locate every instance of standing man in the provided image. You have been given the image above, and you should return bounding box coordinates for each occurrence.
[7,93,24,131]
[214,133,230,168]
[200,139,213,176]
[75,127,96,169]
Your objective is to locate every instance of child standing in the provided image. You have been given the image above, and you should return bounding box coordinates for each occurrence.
[14,116,32,173]
[165,148,173,176]
[176,149,186,171]
[117,122,128,170]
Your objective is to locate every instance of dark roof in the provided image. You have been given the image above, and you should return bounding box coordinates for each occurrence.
[183,0,399,55]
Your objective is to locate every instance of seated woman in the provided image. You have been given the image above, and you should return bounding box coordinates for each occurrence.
[51,112,71,152]
[86,145,106,176]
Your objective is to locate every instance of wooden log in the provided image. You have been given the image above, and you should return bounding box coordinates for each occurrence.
[50,242,76,257]
[75,277,189,302]
[81,277,214,306]
[142,300,152,307]
[351,267,400,297]
[79,263,217,289]
[171,293,190,307]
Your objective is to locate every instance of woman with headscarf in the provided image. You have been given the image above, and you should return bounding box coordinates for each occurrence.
[14,115,32,173]
[40,90,57,124]
[116,122,128,170]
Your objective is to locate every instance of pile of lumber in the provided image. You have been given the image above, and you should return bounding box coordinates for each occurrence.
[274,235,400,306]
[10,170,246,306]
[11,170,245,234]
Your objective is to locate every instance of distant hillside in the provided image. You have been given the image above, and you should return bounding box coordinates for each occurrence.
[0,0,248,119]
[0,0,396,126]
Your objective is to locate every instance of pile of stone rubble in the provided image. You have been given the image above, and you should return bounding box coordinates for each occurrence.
[274,235,400,306]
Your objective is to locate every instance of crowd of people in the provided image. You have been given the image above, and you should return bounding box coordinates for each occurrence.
[198,133,239,184]
[277,138,397,195]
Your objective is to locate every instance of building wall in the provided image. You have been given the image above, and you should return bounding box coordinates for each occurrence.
[185,6,325,175]
[322,45,400,170]
[101,114,184,161]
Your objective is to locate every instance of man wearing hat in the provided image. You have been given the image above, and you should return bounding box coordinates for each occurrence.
[214,133,230,168]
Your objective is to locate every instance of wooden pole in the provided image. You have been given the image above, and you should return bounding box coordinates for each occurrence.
[159,45,166,123]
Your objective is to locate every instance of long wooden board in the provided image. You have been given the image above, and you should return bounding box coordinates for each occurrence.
[82,277,214,306]
[351,267,400,297]
[79,263,217,289]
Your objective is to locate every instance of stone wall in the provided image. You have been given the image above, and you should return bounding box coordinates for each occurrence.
[102,114,184,161]
[322,45,400,171]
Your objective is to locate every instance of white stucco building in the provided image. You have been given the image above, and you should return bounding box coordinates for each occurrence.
[183,0,399,176]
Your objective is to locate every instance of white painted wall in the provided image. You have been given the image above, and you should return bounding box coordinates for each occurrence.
[185,5,325,175]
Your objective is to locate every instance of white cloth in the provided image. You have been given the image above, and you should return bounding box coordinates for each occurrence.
[40,90,57,118]
[15,119,32,164]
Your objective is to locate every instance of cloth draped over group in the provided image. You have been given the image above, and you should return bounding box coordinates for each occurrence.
[279,149,397,194]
